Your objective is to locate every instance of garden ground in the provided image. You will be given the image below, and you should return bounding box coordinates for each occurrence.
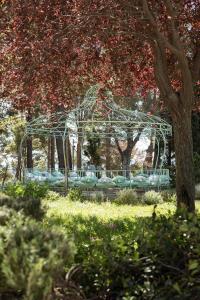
[46,197,200,221]
[44,195,200,299]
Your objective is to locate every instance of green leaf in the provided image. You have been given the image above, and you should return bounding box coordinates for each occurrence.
[188,260,199,271]
[173,282,181,294]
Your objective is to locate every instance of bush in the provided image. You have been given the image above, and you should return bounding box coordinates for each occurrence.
[67,188,85,202]
[115,188,139,205]
[68,212,200,300]
[1,183,48,220]
[0,206,17,226]
[5,181,48,199]
[161,190,176,203]
[89,191,105,202]
[0,212,74,300]
[142,190,163,205]
[0,192,10,203]
[0,195,45,220]
[45,190,61,202]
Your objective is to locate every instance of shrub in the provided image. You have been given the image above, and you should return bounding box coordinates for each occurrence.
[89,191,105,202]
[0,206,17,226]
[115,188,139,205]
[1,183,47,220]
[69,212,200,300]
[5,181,48,199]
[44,190,61,202]
[0,212,74,300]
[0,194,45,220]
[67,188,85,202]
[0,192,10,204]
[161,190,176,203]
[142,190,163,205]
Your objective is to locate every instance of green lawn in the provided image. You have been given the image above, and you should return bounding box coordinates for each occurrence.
[44,197,200,299]
[46,198,200,221]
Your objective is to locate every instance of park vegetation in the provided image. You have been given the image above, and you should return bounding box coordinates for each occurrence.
[0,1,200,299]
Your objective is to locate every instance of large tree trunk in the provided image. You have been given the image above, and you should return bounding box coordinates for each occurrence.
[26,113,33,170]
[105,137,111,171]
[48,137,55,171]
[77,139,82,169]
[77,130,82,170]
[121,148,132,178]
[172,104,195,212]
[50,136,55,170]
[144,135,154,168]
[15,152,22,180]
[115,129,142,178]
[56,136,65,171]
[47,138,51,171]
[26,137,33,170]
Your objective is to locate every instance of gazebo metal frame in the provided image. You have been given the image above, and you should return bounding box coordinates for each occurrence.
[21,85,172,190]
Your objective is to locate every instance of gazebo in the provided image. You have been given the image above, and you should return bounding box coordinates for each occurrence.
[21,85,172,190]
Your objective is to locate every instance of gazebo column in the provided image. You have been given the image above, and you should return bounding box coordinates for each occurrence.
[77,127,83,171]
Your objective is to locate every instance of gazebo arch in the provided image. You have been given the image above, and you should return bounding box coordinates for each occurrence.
[21,85,172,190]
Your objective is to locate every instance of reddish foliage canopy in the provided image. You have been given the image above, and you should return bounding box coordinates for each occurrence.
[0,0,199,112]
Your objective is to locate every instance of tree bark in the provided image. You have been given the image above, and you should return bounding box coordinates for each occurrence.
[47,138,51,171]
[115,129,142,178]
[77,130,82,170]
[121,148,132,177]
[144,135,154,168]
[105,137,111,171]
[56,136,65,171]
[48,137,55,171]
[171,102,195,212]
[50,136,55,170]
[26,113,33,170]
[26,136,33,170]
[15,152,22,180]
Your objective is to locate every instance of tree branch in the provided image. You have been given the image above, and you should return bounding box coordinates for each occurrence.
[142,0,180,56]
[142,0,193,105]
[114,137,123,155]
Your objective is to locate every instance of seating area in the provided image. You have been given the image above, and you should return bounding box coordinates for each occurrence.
[25,169,170,189]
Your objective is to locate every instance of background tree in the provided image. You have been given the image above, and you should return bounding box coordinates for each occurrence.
[84,129,101,168]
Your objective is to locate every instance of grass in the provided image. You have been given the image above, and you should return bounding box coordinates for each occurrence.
[44,196,200,299]
[46,197,200,221]
[45,197,200,246]
[45,197,200,255]
[47,199,175,220]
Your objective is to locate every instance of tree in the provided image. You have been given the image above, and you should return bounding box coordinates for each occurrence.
[65,0,200,211]
[84,129,101,167]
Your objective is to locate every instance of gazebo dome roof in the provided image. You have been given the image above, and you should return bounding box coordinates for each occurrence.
[26,85,172,140]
